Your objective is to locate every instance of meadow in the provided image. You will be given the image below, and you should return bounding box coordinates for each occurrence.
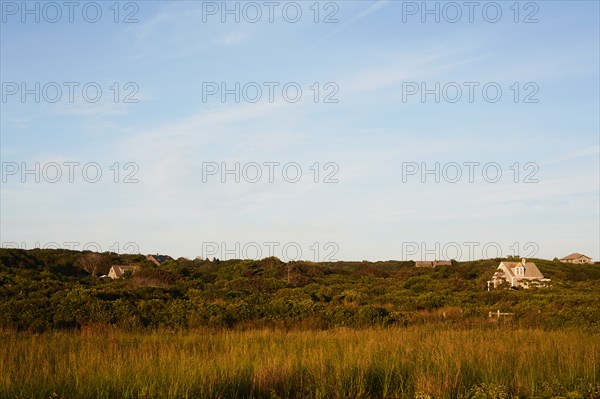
[1,327,599,399]
[2,249,600,397]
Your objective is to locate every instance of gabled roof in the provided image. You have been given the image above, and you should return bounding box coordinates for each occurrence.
[560,253,591,260]
[499,261,544,279]
[109,265,139,278]
[147,254,172,265]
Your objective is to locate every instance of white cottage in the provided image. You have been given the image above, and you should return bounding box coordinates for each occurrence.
[491,259,550,289]
[108,265,139,279]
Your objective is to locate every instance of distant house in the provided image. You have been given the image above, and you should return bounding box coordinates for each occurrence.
[433,260,452,267]
[414,261,431,267]
[491,259,550,289]
[108,265,139,279]
[560,253,593,264]
[415,260,452,267]
[146,254,172,266]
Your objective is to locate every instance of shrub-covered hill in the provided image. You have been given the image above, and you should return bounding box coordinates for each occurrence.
[0,248,599,332]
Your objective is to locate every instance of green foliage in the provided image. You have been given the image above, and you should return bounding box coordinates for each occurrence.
[1,249,599,332]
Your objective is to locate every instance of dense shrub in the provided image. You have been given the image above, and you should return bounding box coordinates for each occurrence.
[0,248,599,331]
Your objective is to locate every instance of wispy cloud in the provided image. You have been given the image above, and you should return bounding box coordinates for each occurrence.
[342,46,481,93]
[547,145,600,163]
[215,32,249,46]
[309,1,391,48]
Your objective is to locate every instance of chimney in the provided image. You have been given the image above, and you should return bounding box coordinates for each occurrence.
[521,258,526,266]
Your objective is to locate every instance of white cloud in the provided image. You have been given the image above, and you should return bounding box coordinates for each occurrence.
[215,32,249,46]
[309,1,391,48]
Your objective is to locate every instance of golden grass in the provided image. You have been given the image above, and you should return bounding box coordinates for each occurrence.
[0,327,598,398]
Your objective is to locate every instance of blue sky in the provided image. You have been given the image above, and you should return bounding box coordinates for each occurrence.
[1,0,599,262]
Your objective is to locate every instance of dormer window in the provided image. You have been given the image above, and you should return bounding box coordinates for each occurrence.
[515,266,524,275]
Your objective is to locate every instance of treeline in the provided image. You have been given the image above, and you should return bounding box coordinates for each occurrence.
[1,248,599,332]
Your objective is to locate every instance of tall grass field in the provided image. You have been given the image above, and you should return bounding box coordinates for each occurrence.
[1,327,598,398]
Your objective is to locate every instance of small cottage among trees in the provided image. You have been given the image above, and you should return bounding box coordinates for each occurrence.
[491,259,550,289]
[415,260,452,267]
[108,265,139,279]
[147,254,173,266]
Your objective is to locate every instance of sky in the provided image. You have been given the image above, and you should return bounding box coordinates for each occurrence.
[1,0,599,262]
